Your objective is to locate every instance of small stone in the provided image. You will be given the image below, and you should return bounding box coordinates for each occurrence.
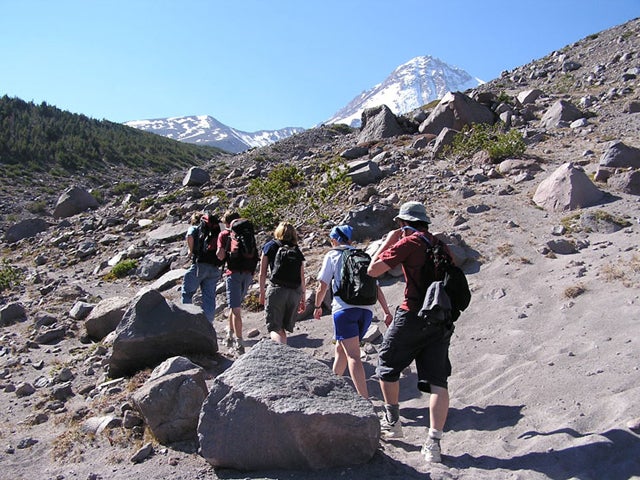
[627,418,640,433]
[130,442,153,463]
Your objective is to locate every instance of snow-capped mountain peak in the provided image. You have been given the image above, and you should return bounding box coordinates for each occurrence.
[124,115,304,154]
[325,55,483,127]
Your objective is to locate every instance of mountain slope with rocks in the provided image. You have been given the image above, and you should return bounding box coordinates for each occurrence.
[0,17,639,480]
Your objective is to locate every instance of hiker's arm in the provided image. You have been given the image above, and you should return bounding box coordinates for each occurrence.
[186,235,195,255]
[376,285,393,326]
[216,232,227,261]
[370,228,403,263]
[313,280,329,319]
[258,254,268,305]
[298,263,306,313]
[367,258,391,278]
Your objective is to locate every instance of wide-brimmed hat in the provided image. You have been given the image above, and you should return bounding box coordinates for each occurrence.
[394,201,431,224]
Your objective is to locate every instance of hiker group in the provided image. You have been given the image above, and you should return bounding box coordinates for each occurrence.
[181,201,470,465]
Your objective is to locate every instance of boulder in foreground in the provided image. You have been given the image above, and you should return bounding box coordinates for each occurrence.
[198,339,380,471]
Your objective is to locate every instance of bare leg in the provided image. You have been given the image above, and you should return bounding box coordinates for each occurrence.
[333,342,347,376]
[379,379,400,405]
[231,306,243,340]
[339,336,368,398]
[429,385,449,431]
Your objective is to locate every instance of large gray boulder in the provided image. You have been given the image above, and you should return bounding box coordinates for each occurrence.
[419,91,494,135]
[599,141,640,168]
[84,296,131,341]
[357,104,404,143]
[432,127,460,159]
[132,365,208,444]
[107,289,217,377]
[182,166,210,186]
[198,340,379,471]
[53,186,99,219]
[0,302,27,326]
[146,223,189,244]
[136,253,172,280]
[346,159,383,186]
[539,100,583,129]
[533,163,604,211]
[341,203,397,243]
[607,169,640,195]
[4,218,50,243]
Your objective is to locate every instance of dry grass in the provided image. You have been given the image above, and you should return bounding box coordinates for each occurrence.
[496,242,514,257]
[564,284,586,298]
[51,423,95,463]
[599,253,640,287]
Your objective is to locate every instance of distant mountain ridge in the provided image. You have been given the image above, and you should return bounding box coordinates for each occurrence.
[124,55,482,151]
[124,116,304,154]
[325,55,483,127]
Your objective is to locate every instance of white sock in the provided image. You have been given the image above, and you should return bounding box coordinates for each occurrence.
[428,428,443,440]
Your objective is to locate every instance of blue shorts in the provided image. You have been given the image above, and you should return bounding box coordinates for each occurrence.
[225,271,253,309]
[333,308,372,341]
[376,308,453,392]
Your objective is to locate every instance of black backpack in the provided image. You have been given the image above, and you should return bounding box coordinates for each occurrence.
[193,213,224,266]
[225,218,259,272]
[269,241,304,288]
[334,248,377,306]
[419,235,471,321]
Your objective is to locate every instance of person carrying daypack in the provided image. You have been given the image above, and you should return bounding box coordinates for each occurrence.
[417,235,471,324]
[368,201,469,464]
[313,225,392,399]
[216,210,259,354]
[181,211,223,324]
[258,221,306,344]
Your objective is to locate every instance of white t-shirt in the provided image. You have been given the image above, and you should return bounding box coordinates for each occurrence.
[316,247,375,314]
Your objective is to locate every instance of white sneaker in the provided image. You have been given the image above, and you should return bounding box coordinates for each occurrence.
[223,329,234,347]
[233,338,245,354]
[421,437,442,463]
[380,415,404,439]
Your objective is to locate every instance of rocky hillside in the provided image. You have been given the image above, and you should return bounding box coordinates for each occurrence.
[0,17,639,480]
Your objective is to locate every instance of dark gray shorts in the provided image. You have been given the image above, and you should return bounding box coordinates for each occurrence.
[264,283,302,333]
[376,308,453,392]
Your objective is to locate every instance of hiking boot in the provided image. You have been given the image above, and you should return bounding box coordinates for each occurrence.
[234,338,245,354]
[421,437,442,463]
[380,415,404,439]
[223,330,234,348]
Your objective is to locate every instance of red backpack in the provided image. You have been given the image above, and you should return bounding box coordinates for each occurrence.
[225,218,259,272]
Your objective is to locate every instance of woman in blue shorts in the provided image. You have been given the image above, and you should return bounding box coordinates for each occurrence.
[313,225,392,398]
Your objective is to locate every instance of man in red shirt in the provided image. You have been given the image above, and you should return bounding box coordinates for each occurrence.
[368,201,453,464]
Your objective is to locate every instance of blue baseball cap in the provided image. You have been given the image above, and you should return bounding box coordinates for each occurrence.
[329,225,353,243]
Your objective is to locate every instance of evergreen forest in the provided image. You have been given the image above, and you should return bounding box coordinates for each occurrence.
[0,95,221,185]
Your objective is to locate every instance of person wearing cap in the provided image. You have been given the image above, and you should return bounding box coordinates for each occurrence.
[313,225,392,399]
[367,201,453,463]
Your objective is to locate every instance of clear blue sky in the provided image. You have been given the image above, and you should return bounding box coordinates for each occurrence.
[1,0,637,131]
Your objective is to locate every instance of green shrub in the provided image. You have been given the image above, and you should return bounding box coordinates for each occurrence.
[241,165,305,228]
[444,123,526,162]
[240,160,351,230]
[90,189,103,204]
[104,259,138,280]
[0,259,22,291]
[26,200,47,214]
[496,92,513,105]
[327,123,353,135]
[112,181,140,196]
